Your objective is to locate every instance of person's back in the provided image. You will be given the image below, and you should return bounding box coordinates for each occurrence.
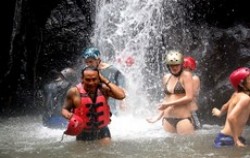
[213,67,250,147]
[99,63,126,115]
[222,92,250,137]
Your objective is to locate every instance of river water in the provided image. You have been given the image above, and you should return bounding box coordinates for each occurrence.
[1,114,250,158]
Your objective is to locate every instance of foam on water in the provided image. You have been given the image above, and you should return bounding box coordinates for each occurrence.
[110,114,169,141]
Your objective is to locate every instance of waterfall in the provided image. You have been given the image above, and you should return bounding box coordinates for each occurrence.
[91,0,170,117]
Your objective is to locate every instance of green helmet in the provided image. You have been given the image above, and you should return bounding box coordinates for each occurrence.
[165,50,184,65]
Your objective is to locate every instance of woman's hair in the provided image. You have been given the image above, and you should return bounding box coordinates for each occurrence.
[237,76,249,92]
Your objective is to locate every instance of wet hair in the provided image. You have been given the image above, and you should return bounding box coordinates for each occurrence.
[81,66,102,102]
[81,66,99,78]
[237,77,249,93]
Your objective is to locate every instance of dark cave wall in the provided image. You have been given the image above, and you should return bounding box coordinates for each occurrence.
[185,0,250,28]
[1,0,94,114]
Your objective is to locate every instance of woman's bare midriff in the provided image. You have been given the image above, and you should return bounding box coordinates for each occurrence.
[163,94,192,118]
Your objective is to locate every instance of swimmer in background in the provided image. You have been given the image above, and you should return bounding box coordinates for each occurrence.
[183,56,201,129]
[42,68,76,128]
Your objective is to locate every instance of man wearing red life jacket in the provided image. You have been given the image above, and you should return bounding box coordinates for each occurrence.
[80,47,127,116]
[61,66,125,145]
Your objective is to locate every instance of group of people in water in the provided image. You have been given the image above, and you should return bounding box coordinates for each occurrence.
[42,47,250,148]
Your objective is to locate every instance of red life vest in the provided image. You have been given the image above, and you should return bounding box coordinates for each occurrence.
[74,83,111,130]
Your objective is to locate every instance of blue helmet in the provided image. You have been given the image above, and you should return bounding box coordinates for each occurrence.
[81,47,100,59]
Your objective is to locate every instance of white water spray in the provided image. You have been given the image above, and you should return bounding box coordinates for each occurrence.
[90,0,180,139]
[92,0,169,117]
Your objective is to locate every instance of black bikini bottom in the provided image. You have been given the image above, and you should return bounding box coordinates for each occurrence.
[163,117,192,128]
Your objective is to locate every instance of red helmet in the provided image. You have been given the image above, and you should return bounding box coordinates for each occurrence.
[229,67,250,90]
[64,114,85,136]
[125,56,135,67]
[183,56,196,71]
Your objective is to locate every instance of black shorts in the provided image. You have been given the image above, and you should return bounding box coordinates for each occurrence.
[76,126,111,141]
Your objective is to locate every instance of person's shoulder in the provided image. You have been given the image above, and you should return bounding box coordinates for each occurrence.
[99,62,111,69]
[231,92,250,107]
[162,73,171,83]
[192,75,200,82]
[67,86,78,94]
[182,70,193,78]
[107,64,120,70]
[163,73,170,79]
[105,64,123,74]
[238,92,250,102]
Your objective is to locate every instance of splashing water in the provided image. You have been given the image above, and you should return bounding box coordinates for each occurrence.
[2,115,250,158]
[92,0,169,118]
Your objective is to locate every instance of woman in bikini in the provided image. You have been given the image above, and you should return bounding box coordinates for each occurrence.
[147,50,195,135]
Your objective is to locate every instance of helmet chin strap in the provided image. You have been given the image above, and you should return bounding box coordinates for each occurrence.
[167,65,183,77]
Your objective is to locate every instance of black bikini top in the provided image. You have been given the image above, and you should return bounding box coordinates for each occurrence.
[164,76,186,95]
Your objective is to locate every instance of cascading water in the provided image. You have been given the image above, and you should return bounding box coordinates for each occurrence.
[92,0,167,116]
[89,0,169,140]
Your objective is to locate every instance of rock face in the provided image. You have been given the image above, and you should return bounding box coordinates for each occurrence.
[1,0,93,114]
[1,0,250,124]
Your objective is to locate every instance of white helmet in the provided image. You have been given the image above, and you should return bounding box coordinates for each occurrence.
[165,50,184,65]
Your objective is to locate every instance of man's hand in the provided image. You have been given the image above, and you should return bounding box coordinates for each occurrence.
[158,102,169,110]
[146,117,155,123]
[212,107,221,117]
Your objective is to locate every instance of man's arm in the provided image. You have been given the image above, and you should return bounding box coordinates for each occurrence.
[146,110,164,123]
[212,101,230,117]
[192,75,200,97]
[99,73,125,100]
[61,87,77,120]
[212,93,236,117]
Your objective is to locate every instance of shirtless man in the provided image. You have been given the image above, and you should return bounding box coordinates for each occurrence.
[212,67,250,147]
